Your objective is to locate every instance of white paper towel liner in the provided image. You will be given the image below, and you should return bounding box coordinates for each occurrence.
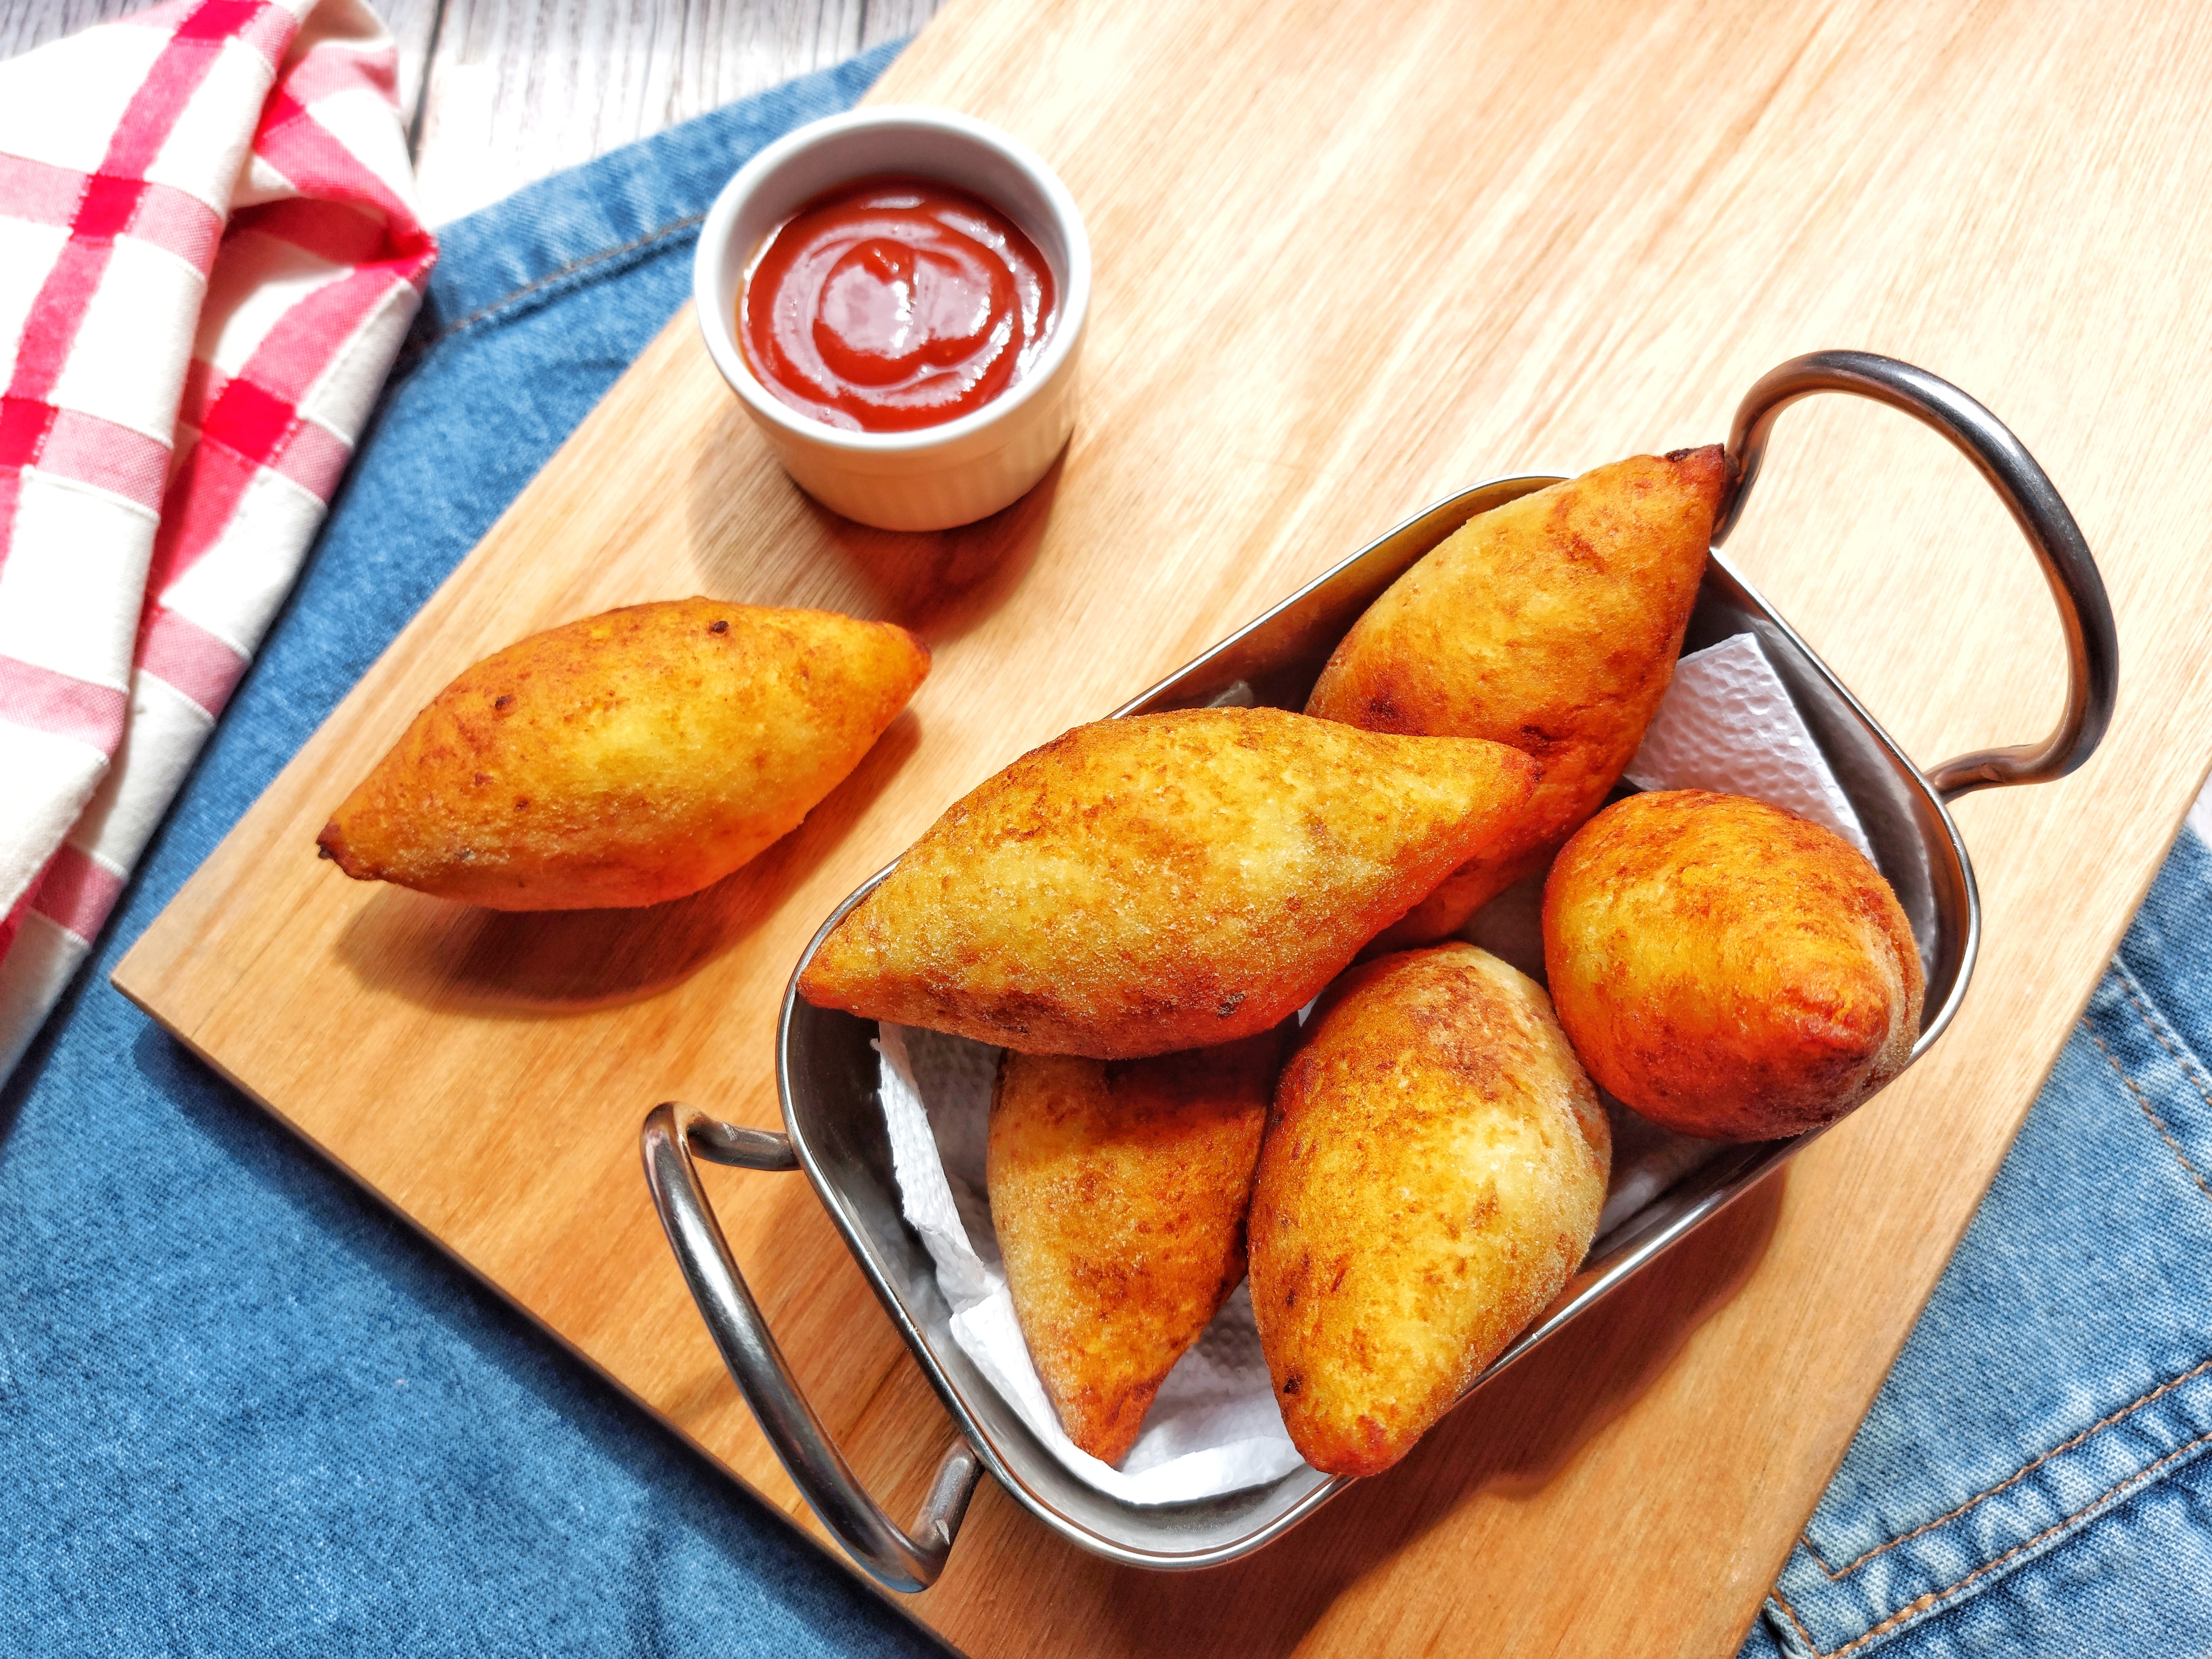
[874,631,1869,1504]
[877,1024,1310,1503]
[1624,633,1872,859]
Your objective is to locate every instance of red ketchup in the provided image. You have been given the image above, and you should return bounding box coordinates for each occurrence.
[739,175,1057,434]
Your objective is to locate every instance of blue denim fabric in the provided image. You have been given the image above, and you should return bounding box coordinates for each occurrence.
[0,46,950,1659]
[1740,826,2212,1657]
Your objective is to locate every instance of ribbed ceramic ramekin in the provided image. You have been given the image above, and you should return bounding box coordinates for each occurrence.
[693,106,1090,532]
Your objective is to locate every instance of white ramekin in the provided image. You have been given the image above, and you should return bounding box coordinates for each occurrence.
[693,107,1090,533]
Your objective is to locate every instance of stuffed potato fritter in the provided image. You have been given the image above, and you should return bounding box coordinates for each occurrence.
[1542,789,1924,1140]
[798,707,1539,1058]
[989,1034,1280,1465]
[318,598,927,909]
[1306,448,1725,947]
[1249,944,1610,1477]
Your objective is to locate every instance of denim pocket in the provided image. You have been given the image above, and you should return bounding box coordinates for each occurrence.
[1749,831,2212,1656]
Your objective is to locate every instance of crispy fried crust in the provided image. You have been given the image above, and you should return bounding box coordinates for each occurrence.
[797,707,1539,1058]
[1306,447,1726,946]
[1248,944,1610,1478]
[317,598,928,910]
[989,1034,1281,1465]
[1542,789,1924,1140]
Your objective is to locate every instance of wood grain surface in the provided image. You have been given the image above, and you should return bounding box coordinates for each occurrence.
[0,0,444,129]
[405,0,936,222]
[111,0,2212,1655]
[0,0,941,226]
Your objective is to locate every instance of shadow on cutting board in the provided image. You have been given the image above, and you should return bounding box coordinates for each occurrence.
[1088,1172,1789,1657]
[809,454,1064,645]
[328,711,922,1014]
[681,382,1061,648]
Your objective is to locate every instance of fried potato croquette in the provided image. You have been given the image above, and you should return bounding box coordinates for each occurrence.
[989,1034,1281,1464]
[318,598,927,910]
[1248,944,1610,1477]
[1542,790,1924,1141]
[1306,447,1726,947]
[798,707,1539,1058]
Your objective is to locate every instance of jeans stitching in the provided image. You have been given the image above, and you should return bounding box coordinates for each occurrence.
[1772,1587,1829,1656]
[2114,957,2212,1118]
[2089,1030,2212,1205]
[1772,1426,2212,1657]
[409,210,707,354]
[1799,1353,2212,1579]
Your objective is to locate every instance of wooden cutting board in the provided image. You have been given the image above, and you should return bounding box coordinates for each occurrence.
[113,0,2212,1652]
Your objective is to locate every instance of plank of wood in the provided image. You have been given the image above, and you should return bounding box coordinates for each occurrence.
[0,0,938,226]
[377,0,445,148]
[111,0,2212,1654]
[0,0,443,144]
[0,0,162,55]
[407,0,943,224]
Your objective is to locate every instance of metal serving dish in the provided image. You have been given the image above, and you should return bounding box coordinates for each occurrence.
[641,352,2117,1591]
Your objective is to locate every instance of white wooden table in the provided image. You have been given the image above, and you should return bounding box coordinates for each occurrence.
[0,0,941,224]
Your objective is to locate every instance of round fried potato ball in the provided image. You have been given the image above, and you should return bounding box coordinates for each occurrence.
[1542,790,1924,1141]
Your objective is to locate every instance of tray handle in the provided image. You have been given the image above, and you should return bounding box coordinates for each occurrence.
[641,1100,982,1593]
[1713,349,2118,802]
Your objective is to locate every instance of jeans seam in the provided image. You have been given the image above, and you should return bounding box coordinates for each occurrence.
[409,210,707,354]
[1799,1353,2212,1579]
[1772,1425,2212,1658]
[2088,1028,2212,1205]
[2114,956,2212,1119]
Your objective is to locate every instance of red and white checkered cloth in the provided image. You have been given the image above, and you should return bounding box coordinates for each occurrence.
[0,0,433,1080]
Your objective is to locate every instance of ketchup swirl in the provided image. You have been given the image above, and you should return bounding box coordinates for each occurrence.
[739,175,1058,434]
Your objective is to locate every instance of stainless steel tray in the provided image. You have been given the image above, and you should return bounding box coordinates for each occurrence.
[640,351,2117,1590]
